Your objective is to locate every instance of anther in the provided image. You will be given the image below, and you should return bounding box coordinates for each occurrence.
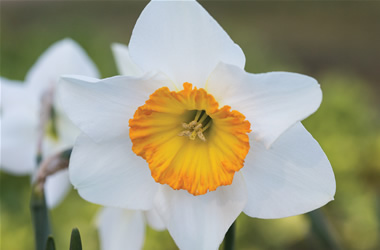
[178,130,192,137]
[197,131,206,141]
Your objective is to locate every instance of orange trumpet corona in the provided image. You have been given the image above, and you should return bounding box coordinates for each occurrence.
[129,83,251,195]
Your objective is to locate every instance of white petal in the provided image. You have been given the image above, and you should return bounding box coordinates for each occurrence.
[0,77,38,116]
[111,43,143,77]
[1,78,38,174]
[0,77,23,87]
[207,63,322,147]
[45,169,71,208]
[1,78,29,110]
[129,0,245,88]
[242,123,336,219]
[154,173,247,250]
[54,112,80,148]
[25,38,99,95]
[69,133,159,210]
[97,207,145,250]
[58,73,170,143]
[143,208,165,231]
[1,108,38,175]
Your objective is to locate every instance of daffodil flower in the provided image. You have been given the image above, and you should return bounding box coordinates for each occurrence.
[0,39,99,208]
[59,1,336,249]
[95,44,165,250]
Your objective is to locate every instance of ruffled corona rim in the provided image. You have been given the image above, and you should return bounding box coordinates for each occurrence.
[129,83,251,195]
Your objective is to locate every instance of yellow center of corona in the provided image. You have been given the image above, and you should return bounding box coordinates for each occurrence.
[129,83,251,195]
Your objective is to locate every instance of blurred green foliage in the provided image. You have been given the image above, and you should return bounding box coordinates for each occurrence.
[1,1,379,250]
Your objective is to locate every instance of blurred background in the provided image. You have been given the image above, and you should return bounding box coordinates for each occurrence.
[1,0,379,249]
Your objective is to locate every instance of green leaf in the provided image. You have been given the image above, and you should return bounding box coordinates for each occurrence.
[45,236,56,250]
[308,209,342,250]
[70,228,83,250]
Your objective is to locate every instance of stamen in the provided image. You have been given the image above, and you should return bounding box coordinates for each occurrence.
[202,119,212,132]
[197,131,206,141]
[178,110,211,141]
[198,111,208,124]
[178,130,192,137]
[189,131,198,140]
[194,110,202,122]
[194,123,202,130]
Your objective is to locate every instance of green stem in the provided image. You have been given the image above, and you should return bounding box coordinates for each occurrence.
[31,153,52,250]
[30,186,51,250]
[224,221,236,250]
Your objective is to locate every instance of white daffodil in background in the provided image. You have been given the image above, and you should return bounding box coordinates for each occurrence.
[60,0,336,249]
[95,43,165,250]
[97,206,165,250]
[0,38,99,208]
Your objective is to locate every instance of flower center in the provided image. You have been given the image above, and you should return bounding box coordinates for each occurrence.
[129,83,251,195]
[178,110,212,141]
